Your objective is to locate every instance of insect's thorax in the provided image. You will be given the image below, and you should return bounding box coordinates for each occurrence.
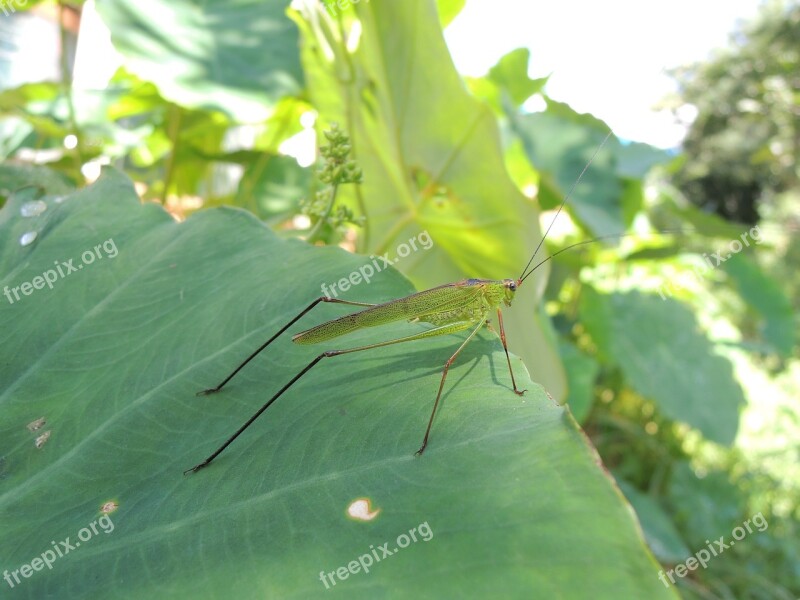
[415,279,517,326]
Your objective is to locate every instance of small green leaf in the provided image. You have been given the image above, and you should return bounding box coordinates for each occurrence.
[487,48,548,108]
[579,287,746,445]
[722,252,794,356]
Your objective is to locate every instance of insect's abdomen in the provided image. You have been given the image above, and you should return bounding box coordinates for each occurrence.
[419,306,486,326]
[292,291,438,345]
[292,308,397,344]
[292,281,487,345]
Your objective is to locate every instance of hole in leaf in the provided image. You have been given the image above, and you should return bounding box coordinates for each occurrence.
[346,498,380,522]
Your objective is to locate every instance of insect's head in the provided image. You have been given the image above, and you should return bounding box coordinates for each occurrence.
[502,278,519,306]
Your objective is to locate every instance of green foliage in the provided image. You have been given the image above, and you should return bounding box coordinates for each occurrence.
[0,164,74,199]
[557,340,598,424]
[616,478,690,564]
[466,48,548,114]
[293,0,567,399]
[722,253,795,356]
[95,0,304,119]
[435,0,467,26]
[0,0,798,598]
[579,288,746,445]
[0,171,675,599]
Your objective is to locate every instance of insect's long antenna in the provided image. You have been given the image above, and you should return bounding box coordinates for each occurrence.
[518,130,615,282]
[519,231,679,284]
[517,220,795,283]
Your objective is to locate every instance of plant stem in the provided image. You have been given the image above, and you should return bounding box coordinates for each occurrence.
[162,103,183,205]
[305,182,338,243]
[58,1,83,179]
[333,14,369,252]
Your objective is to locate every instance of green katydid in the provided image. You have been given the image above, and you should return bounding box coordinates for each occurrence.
[184,133,615,475]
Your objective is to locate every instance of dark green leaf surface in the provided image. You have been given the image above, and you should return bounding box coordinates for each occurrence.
[667,463,744,549]
[722,253,794,356]
[0,164,74,202]
[96,0,303,120]
[613,142,672,179]
[509,110,624,237]
[616,479,690,564]
[559,340,599,424]
[0,170,675,599]
[579,287,746,445]
[233,154,310,223]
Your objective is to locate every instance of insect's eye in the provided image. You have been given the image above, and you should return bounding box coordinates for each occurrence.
[508,282,516,291]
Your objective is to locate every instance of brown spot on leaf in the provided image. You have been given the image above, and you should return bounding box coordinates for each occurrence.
[27,417,46,432]
[34,431,51,449]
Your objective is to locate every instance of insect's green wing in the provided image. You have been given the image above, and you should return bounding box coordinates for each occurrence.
[292,280,488,345]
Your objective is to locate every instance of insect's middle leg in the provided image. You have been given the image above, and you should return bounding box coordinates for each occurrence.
[415,317,488,457]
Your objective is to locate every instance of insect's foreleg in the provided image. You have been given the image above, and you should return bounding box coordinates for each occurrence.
[496,309,526,396]
[415,317,488,457]
[186,320,476,475]
[197,296,376,396]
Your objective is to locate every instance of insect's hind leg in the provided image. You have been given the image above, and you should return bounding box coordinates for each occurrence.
[186,319,479,475]
[197,296,377,396]
[415,317,488,457]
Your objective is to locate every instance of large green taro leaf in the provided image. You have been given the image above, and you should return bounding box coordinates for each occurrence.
[96,0,303,121]
[0,170,675,599]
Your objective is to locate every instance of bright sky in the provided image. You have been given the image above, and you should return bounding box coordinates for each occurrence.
[445,0,763,148]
